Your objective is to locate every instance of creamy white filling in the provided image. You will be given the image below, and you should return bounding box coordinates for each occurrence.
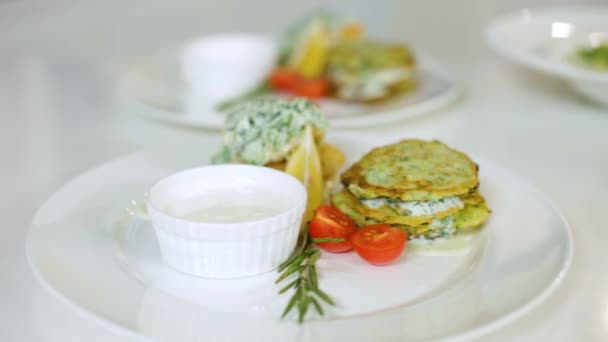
[411,216,457,241]
[431,216,455,232]
[333,68,412,100]
[361,196,463,216]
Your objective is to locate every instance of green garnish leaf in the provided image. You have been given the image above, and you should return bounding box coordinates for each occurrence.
[310,296,324,315]
[307,249,322,265]
[281,287,301,319]
[278,278,300,294]
[276,264,305,284]
[311,237,347,243]
[276,234,335,323]
[278,253,299,272]
[308,264,318,288]
[298,295,311,323]
[312,287,335,306]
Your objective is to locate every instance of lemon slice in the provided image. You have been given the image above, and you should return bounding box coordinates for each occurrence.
[285,125,324,224]
[288,20,330,79]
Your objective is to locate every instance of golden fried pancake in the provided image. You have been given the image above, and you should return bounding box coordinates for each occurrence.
[331,190,379,227]
[341,139,479,201]
[331,189,458,225]
[333,188,487,226]
[332,189,490,238]
[455,200,491,232]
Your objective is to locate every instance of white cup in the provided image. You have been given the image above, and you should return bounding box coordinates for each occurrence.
[180,33,277,109]
[147,164,306,279]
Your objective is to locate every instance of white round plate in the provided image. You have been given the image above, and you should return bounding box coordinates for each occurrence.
[120,47,461,129]
[485,7,608,105]
[26,134,572,341]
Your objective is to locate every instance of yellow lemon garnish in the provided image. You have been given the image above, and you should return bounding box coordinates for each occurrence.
[285,125,324,224]
[288,20,330,79]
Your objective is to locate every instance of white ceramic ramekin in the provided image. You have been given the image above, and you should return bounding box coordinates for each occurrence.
[180,33,277,108]
[147,164,306,279]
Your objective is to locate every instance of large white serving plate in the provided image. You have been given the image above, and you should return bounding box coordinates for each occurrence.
[26,134,572,341]
[485,7,608,106]
[120,47,461,129]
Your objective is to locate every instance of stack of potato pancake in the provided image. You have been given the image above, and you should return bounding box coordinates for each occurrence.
[327,40,417,102]
[331,139,490,243]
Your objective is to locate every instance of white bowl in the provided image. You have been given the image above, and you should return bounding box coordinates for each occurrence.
[146,164,306,279]
[180,33,277,109]
[485,7,608,106]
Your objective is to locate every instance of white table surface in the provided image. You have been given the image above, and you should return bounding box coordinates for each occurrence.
[1,0,607,341]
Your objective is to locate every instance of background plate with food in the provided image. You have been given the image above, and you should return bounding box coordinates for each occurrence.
[120,11,462,128]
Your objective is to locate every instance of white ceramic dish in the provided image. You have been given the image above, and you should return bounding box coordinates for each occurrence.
[181,33,277,108]
[147,164,306,278]
[120,45,461,129]
[26,133,572,341]
[485,7,608,106]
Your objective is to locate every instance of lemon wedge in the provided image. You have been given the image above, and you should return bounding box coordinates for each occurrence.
[288,20,330,79]
[285,125,324,224]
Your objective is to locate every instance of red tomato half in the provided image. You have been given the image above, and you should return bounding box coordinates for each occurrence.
[351,224,407,265]
[292,77,329,99]
[309,205,357,253]
[269,69,299,91]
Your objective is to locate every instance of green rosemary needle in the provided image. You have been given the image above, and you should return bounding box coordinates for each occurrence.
[276,234,335,323]
[310,237,346,243]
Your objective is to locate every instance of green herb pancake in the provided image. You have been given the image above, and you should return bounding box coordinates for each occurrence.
[331,189,461,226]
[341,139,479,201]
[331,189,490,239]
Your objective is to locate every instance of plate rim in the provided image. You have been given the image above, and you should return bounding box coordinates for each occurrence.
[25,146,574,341]
[443,170,574,341]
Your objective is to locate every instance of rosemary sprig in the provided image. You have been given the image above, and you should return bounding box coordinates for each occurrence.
[276,231,336,323]
[310,237,346,243]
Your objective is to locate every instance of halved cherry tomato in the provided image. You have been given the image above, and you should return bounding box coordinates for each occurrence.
[269,68,299,91]
[309,205,357,253]
[292,77,329,99]
[351,224,407,265]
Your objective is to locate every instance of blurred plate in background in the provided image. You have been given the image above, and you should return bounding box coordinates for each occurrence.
[119,43,461,130]
[486,7,608,106]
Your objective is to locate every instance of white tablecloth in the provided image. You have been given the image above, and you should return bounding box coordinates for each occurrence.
[1,0,606,341]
